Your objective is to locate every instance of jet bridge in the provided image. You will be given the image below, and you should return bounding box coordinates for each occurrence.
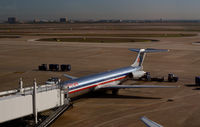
[0,78,70,125]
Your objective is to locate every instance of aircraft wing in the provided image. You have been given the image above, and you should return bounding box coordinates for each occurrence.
[140,116,163,127]
[101,85,177,89]
[63,74,78,80]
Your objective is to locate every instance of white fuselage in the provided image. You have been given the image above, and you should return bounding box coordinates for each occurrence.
[61,66,145,97]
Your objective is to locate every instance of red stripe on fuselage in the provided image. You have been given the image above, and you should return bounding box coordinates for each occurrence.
[69,76,126,94]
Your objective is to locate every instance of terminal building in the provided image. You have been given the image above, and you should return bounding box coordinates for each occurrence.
[8,17,17,24]
[60,17,68,23]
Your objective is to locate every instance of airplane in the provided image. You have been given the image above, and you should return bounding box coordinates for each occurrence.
[61,48,176,97]
[141,116,163,127]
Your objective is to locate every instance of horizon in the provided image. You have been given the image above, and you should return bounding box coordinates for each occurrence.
[1,0,200,22]
[3,18,200,23]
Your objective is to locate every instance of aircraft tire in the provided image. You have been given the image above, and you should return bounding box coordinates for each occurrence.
[112,89,119,95]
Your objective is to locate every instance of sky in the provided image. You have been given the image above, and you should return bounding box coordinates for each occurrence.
[0,0,200,21]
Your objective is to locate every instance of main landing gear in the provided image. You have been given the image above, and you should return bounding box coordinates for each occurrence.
[112,89,119,95]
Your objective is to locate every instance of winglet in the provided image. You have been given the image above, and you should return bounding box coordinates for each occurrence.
[63,74,77,80]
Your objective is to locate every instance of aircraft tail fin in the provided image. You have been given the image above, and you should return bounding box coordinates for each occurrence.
[129,48,169,67]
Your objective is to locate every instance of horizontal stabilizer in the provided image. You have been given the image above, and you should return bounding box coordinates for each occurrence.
[101,85,178,89]
[129,48,169,53]
[63,74,78,80]
[145,48,169,53]
[140,116,163,127]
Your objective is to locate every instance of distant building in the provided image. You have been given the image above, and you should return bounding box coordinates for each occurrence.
[160,18,163,22]
[60,18,68,23]
[69,19,74,23]
[8,17,17,24]
[33,19,40,23]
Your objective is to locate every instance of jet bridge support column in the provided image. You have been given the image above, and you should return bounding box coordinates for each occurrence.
[33,79,38,124]
[59,79,62,106]
[19,78,24,93]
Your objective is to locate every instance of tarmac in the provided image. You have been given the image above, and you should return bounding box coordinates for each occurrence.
[0,23,200,127]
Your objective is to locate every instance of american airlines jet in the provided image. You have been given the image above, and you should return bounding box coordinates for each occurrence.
[62,48,176,97]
